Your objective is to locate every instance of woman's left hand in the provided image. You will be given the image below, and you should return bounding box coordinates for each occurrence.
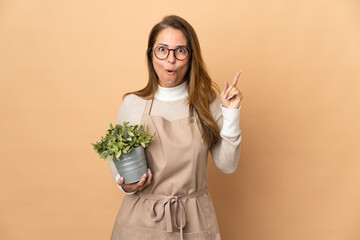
[220,70,243,109]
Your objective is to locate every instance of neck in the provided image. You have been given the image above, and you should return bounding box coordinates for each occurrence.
[155,81,188,101]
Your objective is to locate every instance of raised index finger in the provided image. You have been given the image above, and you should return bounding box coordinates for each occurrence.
[232,70,242,86]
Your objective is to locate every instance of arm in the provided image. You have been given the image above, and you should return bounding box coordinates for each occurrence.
[109,95,149,194]
[210,70,243,173]
[210,98,242,174]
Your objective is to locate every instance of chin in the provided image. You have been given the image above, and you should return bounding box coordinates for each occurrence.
[159,79,182,88]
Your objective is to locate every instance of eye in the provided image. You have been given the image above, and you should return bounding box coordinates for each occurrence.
[177,48,186,53]
[158,47,167,52]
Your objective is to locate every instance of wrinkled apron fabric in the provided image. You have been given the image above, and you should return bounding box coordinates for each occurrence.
[110,99,221,240]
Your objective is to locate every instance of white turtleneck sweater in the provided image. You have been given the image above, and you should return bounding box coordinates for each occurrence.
[109,81,242,194]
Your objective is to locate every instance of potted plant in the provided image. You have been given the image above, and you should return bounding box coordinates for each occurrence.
[92,122,155,184]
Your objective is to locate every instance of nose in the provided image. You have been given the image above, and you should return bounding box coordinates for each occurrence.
[167,50,176,63]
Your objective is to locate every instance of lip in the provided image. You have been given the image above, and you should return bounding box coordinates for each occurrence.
[165,69,176,75]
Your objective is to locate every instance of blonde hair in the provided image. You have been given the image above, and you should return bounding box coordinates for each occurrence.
[124,15,220,148]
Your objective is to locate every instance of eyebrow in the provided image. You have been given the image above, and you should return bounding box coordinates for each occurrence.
[157,43,188,48]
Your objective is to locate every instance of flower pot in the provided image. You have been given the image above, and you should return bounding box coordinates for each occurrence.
[112,146,149,184]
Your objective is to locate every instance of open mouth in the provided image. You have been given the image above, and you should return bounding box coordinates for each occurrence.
[166,69,176,75]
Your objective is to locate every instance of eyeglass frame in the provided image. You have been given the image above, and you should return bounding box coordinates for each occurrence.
[151,46,191,61]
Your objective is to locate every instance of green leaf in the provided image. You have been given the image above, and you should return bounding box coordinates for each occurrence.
[115,151,121,160]
[100,150,109,159]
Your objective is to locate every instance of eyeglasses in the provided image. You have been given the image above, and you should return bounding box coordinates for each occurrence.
[151,46,191,61]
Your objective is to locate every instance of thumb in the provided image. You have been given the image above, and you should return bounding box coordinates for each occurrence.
[117,177,124,185]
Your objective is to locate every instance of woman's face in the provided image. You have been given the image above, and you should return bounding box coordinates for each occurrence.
[152,28,190,88]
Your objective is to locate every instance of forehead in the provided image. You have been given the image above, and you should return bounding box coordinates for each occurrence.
[154,28,188,47]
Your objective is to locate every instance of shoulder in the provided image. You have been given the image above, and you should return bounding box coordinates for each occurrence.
[122,94,147,107]
[116,94,147,125]
[119,94,148,113]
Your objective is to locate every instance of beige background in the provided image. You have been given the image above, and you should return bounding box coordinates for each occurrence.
[1,0,359,239]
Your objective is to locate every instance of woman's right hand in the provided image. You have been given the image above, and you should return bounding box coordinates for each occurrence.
[117,168,153,192]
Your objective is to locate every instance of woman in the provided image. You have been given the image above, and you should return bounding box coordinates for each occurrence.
[109,15,242,240]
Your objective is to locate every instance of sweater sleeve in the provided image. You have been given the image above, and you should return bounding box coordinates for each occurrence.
[108,95,146,195]
[209,97,242,174]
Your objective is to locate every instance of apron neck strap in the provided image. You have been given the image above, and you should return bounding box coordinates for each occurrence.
[144,98,154,115]
[189,105,194,118]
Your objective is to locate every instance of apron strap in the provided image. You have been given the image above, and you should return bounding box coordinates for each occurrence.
[189,105,194,118]
[143,98,154,115]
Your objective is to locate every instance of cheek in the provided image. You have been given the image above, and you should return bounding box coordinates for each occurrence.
[179,61,190,74]
[152,60,163,75]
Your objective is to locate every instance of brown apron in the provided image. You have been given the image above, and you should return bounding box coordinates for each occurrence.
[110,99,221,240]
